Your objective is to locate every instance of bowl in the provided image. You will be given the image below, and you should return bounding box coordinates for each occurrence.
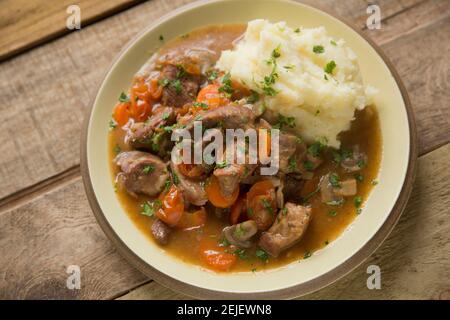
[81,0,417,299]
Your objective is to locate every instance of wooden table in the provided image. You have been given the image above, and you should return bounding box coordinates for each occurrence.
[0,0,449,300]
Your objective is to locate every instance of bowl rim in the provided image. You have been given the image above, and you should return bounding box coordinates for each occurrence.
[80,0,418,299]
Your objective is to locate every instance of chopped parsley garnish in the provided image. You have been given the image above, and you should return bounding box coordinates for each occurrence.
[324,74,328,81]
[357,208,362,214]
[308,137,328,156]
[247,207,254,217]
[303,251,312,259]
[246,90,260,104]
[207,70,218,81]
[256,249,269,262]
[251,268,257,273]
[141,200,162,217]
[158,78,170,87]
[113,144,121,155]
[274,114,296,129]
[161,112,170,120]
[175,64,186,79]
[325,240,330,245]
[218,72,233,96]
[328,210,337,217]
[260,46,281,96]
[357,159,366,168]
[332,148,353,164]
[303,160,314,171]
[159,35,164,41]
[354,173,364,182]
[372,180,379,186]
[288,157,297,172]
[329,173,341,188]
[313,45,324,54]
[281,207,288,215]
[261,198,274,215]
[326,198,345,206]
[219,237,230,247]
[354,196,363,208]
[171,79,182,94]
[324,60,337,74]
[215,161,228,169]
[109,119,117,130]
[164,178,172,191]
[119,92,129,102]
[142,164,155,174]
[330,40,337,46]
[193,102,209,110]
[294,28,301,33]
[172,171,180,185]
[234,224,245,238]
[233,249,247,260]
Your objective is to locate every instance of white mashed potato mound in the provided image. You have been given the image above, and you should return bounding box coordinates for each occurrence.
[216,19,376,148]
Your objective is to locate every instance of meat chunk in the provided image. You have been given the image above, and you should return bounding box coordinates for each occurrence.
[248,189,277,231]
[259,203,312,257]
[151,219,171,245]
[170,161,208,206]
[282,174,305,202]
[125,107,176,154]
[115,151,168,197]
[180,104,256,132]
[160,64,200,108]
[319,173,357,204]
[340,145,367,172]
[222,220,258,248]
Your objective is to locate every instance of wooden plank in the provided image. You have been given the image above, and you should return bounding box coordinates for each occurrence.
[0,0,145,61]
[117,143,450,300]
[0,0,446,200]
[0,175,148,299]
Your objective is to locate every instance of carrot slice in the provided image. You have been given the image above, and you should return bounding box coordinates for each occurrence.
[177,163,205,179]
[149,79,163,100]
[156,185,184,227]
[247,180,274,202]
[196,84,229,109]
[113,102,130,126]
[205,175,239,208]
[199,238,237,271]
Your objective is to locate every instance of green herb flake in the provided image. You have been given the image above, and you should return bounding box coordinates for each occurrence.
[159,35,164,41]
[256,249,269,262]
[247,207,254,217]
[219,237,230,247]
[308,137,328,157]
[325,240,330,245]
[261,198,274,215]
[354,173,364,182]
[304,251,312,259]
[113,144,121,155]
[142,164,155,174]
[313,45,324,54]
[357,159,366,168]
[109,119,117,130]
[324,74,328,81]
[328,210,337,217]
[281,207,288,215]
[119,92,129,102]
[193,102,209,110]
[207,70,218,81]
[141,200,162,217]
[288,157,297,172]
[171,79,182,94]
[172,172,180,185]
[161,112,170,120]
[329,173,341,188]
[294,28,301,33]
[246,90,260,104]
[330,40,337,46]
[164,178,172,191]
[303,160,314,171]
[158,78,170,87]
[251,268,257,273]
[218,72,233,95]
[234,249,247,260]
[324,60,337,74]
[354,196,363,208]
[372,180,379,186]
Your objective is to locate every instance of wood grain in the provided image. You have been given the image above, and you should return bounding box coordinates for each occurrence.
[0,175,148,299]
[0,0,449,300]
[0,0,145,61]
[117,143,450,300]
[0,0,448,201]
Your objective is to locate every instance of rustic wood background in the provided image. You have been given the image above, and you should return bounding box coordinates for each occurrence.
[0,0,449,300]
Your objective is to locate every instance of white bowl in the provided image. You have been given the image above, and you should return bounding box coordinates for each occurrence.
[81,0,417,299]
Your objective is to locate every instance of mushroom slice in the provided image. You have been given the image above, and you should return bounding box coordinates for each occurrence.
[222,220,258,248]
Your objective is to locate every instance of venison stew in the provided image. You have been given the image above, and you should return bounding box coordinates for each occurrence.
[108,23,382,273]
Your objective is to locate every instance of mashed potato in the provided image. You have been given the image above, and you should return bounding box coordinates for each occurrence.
[216,19,376,148]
